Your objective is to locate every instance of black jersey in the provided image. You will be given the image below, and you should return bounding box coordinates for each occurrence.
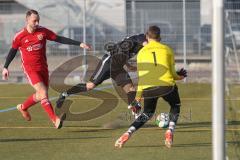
[124,34,146,54]
[105,34,147,59]
[121,33,146,58]
[90,34,146,87]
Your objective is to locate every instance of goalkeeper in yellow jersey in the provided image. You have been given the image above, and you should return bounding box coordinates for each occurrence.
[115,25,187,148]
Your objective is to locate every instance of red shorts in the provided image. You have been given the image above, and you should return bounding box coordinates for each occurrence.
[24,69,49,87]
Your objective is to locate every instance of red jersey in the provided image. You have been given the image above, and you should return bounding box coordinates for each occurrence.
[12,26,57,71]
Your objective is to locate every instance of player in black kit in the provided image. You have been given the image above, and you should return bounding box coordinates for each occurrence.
[56,34,147,116]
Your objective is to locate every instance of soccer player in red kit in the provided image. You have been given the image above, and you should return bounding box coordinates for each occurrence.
[1,9,91,129]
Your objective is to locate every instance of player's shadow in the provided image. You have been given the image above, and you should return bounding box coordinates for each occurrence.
[0,136,109,143]
[177,121,211,128]
[127,140,240,149]
[70,129,112,133]
[177,120,240,129]
[227,120,240,125]
[168,142,211,148]
[176,130,210,133]
[64,125,101,128]
[228,140,240,145]
[126,142,212,148]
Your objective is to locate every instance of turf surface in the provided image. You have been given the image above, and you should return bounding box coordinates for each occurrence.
[0,83,239,160]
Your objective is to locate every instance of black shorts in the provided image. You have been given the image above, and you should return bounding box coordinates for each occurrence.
[110,53,133,87]
[162,85,181,105]
[89,53,132,87]
[142,85,181,120]
[143,85,180,104]
[89,54,111,85]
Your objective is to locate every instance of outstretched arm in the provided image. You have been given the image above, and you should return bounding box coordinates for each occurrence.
[176,68,187,80]
[54,36,91,49]
[2,48,18,80]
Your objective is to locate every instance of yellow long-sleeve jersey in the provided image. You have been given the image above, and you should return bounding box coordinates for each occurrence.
[136,40,181,99]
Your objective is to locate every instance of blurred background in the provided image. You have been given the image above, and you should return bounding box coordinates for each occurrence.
[0,1,239,159]
[0,0,239,83]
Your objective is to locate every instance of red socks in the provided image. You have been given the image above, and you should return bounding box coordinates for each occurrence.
[41,98,57,122]
[22,94,37,111]
[21,94,57,122]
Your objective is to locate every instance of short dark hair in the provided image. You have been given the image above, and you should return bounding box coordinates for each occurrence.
[146,26,161,40]
[26,9,39,18]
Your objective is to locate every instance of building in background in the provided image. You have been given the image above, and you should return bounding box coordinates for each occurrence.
[1,0,240,83]
[0,0,239,56]
[0,0,126,55]
[126,0,200,54]
[0,0,26,54]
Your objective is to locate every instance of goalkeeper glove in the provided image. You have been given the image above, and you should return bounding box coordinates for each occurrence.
[128,99,141,114]
[177,68,187,77]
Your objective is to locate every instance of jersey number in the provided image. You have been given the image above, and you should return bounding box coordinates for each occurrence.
[152,52,157,66]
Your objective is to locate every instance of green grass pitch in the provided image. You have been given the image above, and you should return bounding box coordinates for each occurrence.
[0,83,239,160]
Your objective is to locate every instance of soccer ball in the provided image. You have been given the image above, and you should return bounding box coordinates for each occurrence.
[155,113,169,128]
